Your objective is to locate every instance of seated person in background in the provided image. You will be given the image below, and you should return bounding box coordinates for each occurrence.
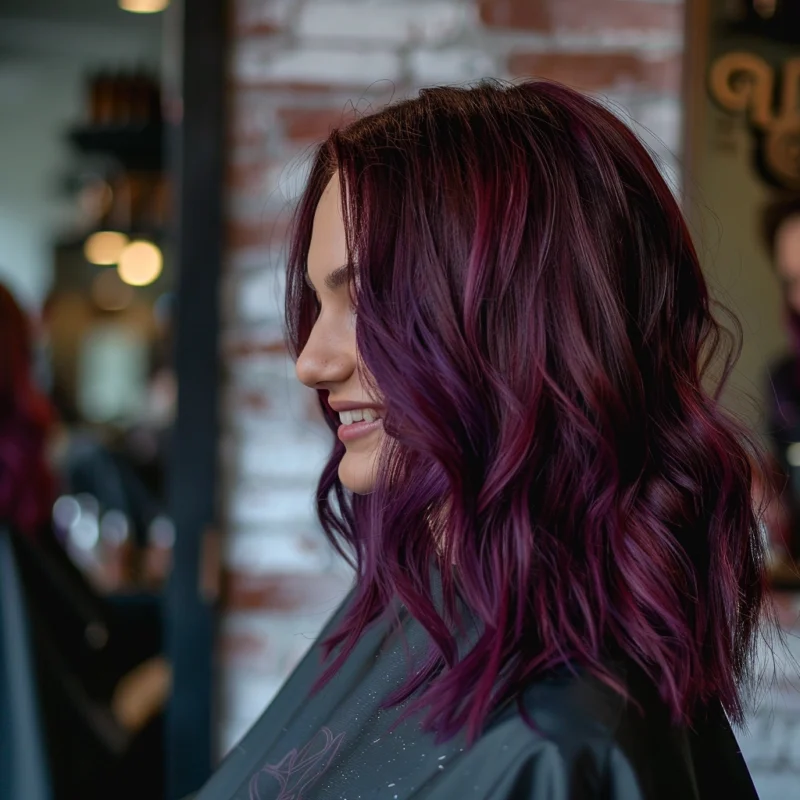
[763,196,800,561]
[0,281,169,800]
[0,282,57,539]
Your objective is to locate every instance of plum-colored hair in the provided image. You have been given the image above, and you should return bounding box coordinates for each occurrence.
[0,283,56,536]
[285,81,771,742]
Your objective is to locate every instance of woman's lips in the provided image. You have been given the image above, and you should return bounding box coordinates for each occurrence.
[337,418,383,443]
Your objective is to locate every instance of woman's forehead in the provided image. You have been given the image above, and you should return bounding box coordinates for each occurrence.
[307,173,350,292]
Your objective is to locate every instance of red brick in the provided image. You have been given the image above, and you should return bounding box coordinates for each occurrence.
[219,629,270,661]
[224,334,289,359]
[554,0,683,32]
[235,389,273,412]
[478,0,552,31]
[231,0,289,35]
[228,89,274,145]
[223,570,350,612]
[226,159,271,192]
[508,52,683,94]
[234,79,340,93]
[277,107,360,143]
[481,0,682,33]
[232,19,281,36]
[226,218,290,250]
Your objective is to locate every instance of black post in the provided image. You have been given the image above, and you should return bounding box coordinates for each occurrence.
[163,0,226,797]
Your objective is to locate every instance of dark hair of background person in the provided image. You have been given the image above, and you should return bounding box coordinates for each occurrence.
[0,283,57,537]
[285,80,774,744]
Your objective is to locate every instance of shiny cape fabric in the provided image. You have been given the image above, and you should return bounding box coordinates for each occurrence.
[196,590,759,800]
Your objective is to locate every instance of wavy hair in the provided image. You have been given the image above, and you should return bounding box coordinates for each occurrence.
[0,283,56,536]
[285,81,771,742]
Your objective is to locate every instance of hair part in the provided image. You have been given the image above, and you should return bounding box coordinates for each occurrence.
[285,80,772,743]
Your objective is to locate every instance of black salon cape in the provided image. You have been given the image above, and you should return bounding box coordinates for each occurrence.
[195,590,759,800]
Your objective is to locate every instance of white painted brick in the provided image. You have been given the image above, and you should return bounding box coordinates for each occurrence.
[228,351,293,386]
[219,673,285,753]
[236,266,286,323]
[227,246,283,273]
[223,608,343,662]
[486,31,682,59]
[230,89,276,141]
[408,47,498,85]
[218,717,256,757]
[236,424,331,478]
[227,373,319,430]
[224,527,335,572]
[632,96,683,156]
[273,150,315,202]
[233,40,402,86]
[217,603,349,758]
[296,1,473,45]
[228,483,318,526]
[738,622,800,791]
[226,173,286,220]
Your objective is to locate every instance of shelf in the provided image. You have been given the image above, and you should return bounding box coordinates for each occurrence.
[67,123,164,171]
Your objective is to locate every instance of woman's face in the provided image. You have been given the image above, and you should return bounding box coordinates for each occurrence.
[296,173,386,494]
[776,214,800,314]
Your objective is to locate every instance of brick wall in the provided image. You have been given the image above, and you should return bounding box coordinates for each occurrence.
[219,0,685,755]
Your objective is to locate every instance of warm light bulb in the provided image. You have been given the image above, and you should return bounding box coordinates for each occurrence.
[118,240,163,286]
[118,0,170,12]
[84,231,129,265]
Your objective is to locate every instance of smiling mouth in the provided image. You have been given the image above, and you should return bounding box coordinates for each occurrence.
[336,408,383,443]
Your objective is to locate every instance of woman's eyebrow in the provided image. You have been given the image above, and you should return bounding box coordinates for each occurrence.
[305,264,350,292]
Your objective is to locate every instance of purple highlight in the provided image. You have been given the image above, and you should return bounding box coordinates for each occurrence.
[284,81,772,743]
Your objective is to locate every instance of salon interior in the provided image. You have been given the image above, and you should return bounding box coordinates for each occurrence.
[0,1,798,798]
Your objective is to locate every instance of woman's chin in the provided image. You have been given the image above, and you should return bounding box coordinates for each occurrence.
[338,453,378,495]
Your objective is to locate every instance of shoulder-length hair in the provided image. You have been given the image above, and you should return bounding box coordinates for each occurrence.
[0,283,56,536]
[285,80,771,742]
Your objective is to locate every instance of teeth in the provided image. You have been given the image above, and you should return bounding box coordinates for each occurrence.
[339,408,379,425]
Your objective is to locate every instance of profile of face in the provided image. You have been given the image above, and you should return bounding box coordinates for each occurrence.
[775,214,800,314]
[295,173,386,494]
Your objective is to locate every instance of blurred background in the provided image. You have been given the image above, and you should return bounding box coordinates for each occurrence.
[0,1,798,798]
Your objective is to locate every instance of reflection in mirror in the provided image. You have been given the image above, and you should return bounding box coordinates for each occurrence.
[0,2,175,798]
[685,1,800,795]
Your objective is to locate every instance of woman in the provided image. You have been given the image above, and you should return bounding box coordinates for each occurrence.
[198,81,770,799]
[0,283,56,536]
[762,195,800,560]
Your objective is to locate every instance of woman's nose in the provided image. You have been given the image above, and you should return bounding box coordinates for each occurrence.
[295,323,353,389]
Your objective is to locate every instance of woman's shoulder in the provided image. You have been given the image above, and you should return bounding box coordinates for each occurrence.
[457,663,759,800]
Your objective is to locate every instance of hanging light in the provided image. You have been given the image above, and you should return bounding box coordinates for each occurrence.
[84,231,129,265]
[118,240,163,286]
[92,268,135,311]
[118,0,170,12]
